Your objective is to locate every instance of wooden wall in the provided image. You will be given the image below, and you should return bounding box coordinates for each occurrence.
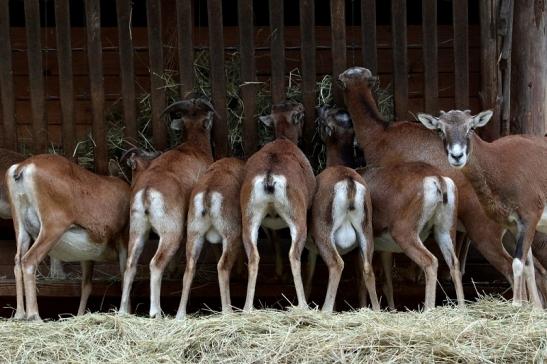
[3,24,481,155]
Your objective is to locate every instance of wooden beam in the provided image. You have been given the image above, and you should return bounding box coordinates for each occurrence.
[116,0,137,143]
[85,0,108,173]
[55,0,75,158]
[0,1,16,150]
[24,0,47,154]
[238,0,258,156]
[391,0,408,120]
[453,0,469,108]
[300,0,316,150]
[330,0,346,106]
[176,0,194,98]
[147,0,167,150]
[361,0,377,74]
[269,0,285,104]
[510,0,546,135]
[479,0,500,141]
[422,0,439,115]
[207,0,229,157]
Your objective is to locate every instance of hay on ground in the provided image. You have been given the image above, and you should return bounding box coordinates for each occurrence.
[0,297,545,363]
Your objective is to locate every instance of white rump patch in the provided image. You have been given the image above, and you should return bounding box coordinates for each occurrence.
[147,189,181,234]
[330,180,367,253]
[188,191,224,245]
[249,174,290,231]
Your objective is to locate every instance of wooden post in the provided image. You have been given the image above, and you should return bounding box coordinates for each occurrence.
[361,0,377,74]
[239,0,258,156]
[300,0,316,150]
[422,0,439,115]
[510,0,546,136]
[453,0,469,109]
[479,0,500,141]
[117,0,137,143]
[24,0,48,154]
[0,1,17,150]
[269,0,285,104]
[55,0,76,157]
[176,0,194,98]
[85,0,108,173]
[147,0,167,150]
[391,0,408,120]
[207,0,229,157]
[331,0,346,106]
[498,0,513,136]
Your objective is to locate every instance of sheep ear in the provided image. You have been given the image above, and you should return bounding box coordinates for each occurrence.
[470,110,493,129]
[417,113,441,130]
[259,115,273,127]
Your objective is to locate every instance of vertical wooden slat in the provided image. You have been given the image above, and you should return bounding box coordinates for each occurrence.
[479,0,500,141]
[207,0,228,157]
[422,0,438,115]
[147,0,167,150]
[55,0,75,157]
[391,0,408,120]
[85,0,107,173]
[238,0,257,156]
[300,0,316,149]
[176,0,194,98]
[24,0,47,154]
[0,1,17,150]
[331,0,346,106]
[498,0,513,136]
[269,0,285,104]
[361,0,377,74]
[117,0,137,142]
[453,0,469,108]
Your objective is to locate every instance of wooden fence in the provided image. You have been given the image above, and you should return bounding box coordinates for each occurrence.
[0,0,495,174]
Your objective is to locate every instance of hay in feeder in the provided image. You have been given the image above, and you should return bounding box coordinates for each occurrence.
[0,297,545,363]
[67,50,394,172]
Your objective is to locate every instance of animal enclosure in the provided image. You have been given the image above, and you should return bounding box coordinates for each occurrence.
[0,0,523,316]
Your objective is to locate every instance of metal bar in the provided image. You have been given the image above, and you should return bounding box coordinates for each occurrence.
[391,0,408,120]
[55,0,75,158]
[116,0,137,143]
[453,0,469,108]
[422,0,439,114]
[361,0,377,74]
[330,0,346,106]
[207,0,228,157]
[269,0,285,104]
[147,0,167,150]
[85,0,108,173]
[176,0,194,98]
[299,0,316,150]
[0,1,17,150]
[24,0,47,153]
[238,0,258,156]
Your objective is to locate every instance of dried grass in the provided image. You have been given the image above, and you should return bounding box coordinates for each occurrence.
[65,51,394,171]
[0,297,545,363]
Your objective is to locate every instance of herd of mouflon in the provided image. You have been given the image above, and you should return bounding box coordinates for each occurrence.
[1,67,546,321]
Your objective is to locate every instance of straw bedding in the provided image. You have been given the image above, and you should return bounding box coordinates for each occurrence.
[0,297,545,363]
